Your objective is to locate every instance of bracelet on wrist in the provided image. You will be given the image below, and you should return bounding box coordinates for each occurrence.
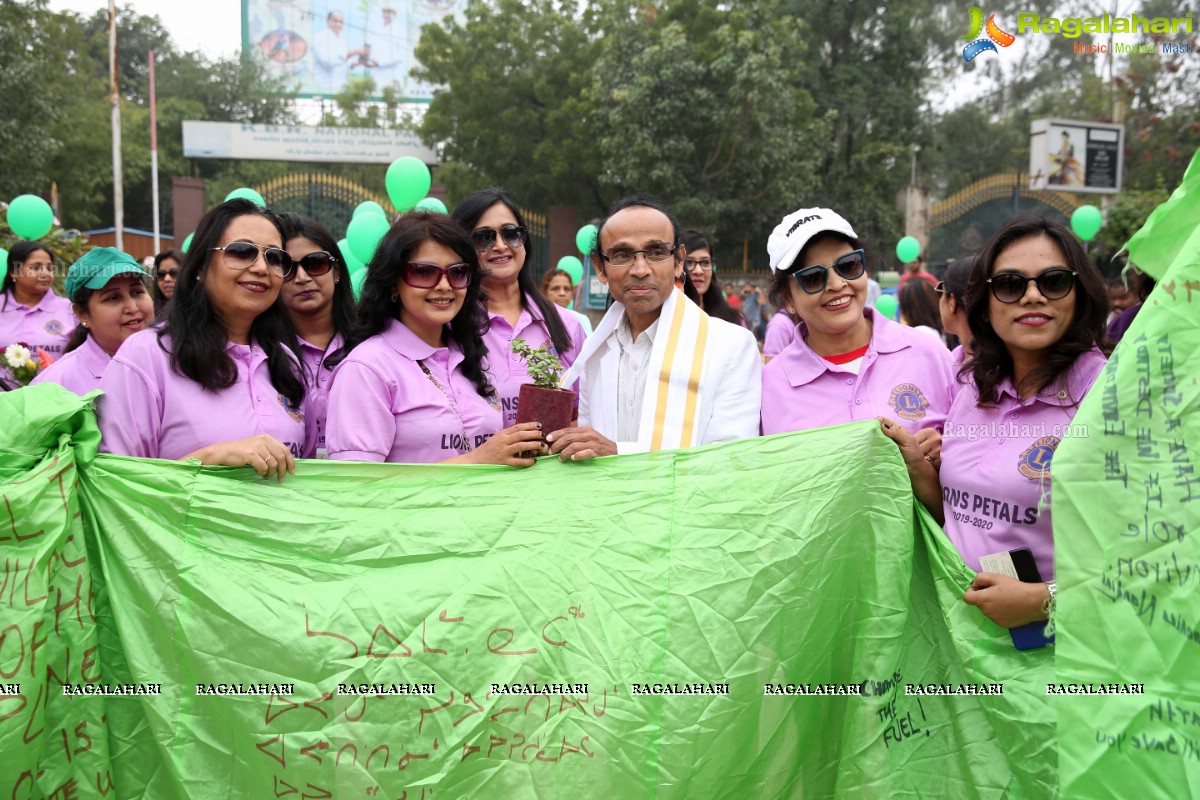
[1042,580,1058,616]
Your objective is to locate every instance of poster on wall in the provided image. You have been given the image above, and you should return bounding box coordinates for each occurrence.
[1028,118,1124,194]
[242,0,463,103]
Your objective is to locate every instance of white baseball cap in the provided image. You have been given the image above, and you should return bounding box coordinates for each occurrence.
[767,207,858,273]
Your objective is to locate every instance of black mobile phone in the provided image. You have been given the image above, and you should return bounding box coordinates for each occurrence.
[1009,547,1053,650]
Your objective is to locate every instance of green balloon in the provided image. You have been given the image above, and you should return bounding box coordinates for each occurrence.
[385,157,432,213]
[225,187,266,207]
[875,293,899,320]
[895,236,921,264]
[7,194,54,239]
[414,197,448,214]
[351,266,368,301]
[1070,204,1103,242]
[575,224,598,256]
[354,201,388,220]
[0,248,8,285]
[182,233,194,254]
[338,238,365,275]
[346,212,390,265]
[557,255,584,285]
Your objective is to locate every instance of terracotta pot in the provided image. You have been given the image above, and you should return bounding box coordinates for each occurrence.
[515,384,576,436]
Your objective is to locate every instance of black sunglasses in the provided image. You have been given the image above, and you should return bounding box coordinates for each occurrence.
[987,269,1076,304]
[157,269,179,279]
[470,225,527,252]
[285,251,336,281]
[791,249,867,295]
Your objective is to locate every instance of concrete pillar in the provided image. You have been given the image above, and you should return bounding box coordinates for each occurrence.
[900,185,931,256]
[548,205,579,265]
[171,178,206,242]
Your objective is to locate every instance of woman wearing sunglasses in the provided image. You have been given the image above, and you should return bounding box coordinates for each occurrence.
[759,207,955,447]
[1,240,75,361]
[882,217,1109,630]
[278,212,357,459]
[325,212,545,465]
[451,188,586,426]
[151,248,183,318]
[97,199,306,481]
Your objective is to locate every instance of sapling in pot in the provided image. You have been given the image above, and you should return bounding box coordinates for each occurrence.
[512,337,575,437]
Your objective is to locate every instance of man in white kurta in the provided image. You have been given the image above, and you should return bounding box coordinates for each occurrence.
[369,5,406,93]
[311,12,361,93]
[548,199,761,459]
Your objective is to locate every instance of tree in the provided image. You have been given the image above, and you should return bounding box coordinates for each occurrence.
[586,5,831,250]
[414,0,603,209]
[0,0,79,202]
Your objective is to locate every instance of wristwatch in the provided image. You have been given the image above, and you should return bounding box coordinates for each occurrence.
[1043,581,1058,616]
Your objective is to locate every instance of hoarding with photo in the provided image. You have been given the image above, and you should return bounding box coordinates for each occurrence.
[241,0,463,102]
[1028,119,1124,194]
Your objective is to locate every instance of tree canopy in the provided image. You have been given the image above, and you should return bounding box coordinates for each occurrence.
[415,0,1200,266]
[0,0,297,233]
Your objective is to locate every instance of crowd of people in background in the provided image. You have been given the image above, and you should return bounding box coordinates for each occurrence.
[3,190,1144,636]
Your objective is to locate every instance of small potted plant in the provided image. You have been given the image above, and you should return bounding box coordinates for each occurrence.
[512,337,575,436]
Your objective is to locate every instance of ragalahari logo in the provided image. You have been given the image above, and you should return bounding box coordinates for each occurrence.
[962,7,1016,62]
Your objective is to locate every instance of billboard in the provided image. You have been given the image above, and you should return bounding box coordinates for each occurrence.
[1028,118,1124,194]
[242,0,464,103]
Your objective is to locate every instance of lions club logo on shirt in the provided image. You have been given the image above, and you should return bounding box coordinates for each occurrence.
[1018,436,1060,480]
[45,319,65,335]
[277,393,303,423]
[888,383,929,421]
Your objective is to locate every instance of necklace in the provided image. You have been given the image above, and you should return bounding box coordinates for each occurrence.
[418,359,473,453]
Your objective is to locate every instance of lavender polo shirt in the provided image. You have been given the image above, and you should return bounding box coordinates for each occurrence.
[97,329,306,460]
[326,319,502,463]
[0,290,75,359]
[760,308,955,435]
[948,344,971,400]
[297,332,344,459]
[940,349,1107,581]
[483,294,585,426]
[763,309,797,359]
[30,336,110,395]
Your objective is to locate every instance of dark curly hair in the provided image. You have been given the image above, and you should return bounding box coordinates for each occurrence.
[339,212,493,397]
[451,187,573,357]
[159,199,305,406]
[964,216,1111,405]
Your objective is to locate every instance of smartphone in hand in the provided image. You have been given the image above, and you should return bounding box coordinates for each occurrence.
[978,547,1054,650]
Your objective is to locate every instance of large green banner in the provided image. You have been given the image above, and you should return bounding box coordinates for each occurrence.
[1053,151,1200,798]
[4,386,1057,799]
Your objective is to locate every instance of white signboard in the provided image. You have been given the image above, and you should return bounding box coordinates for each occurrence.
[243,0,463,102]
[182,121,437,165]
[1029,119,1124,194]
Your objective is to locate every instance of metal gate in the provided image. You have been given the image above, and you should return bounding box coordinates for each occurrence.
[929,174,1081,264]
[258,173,395,240]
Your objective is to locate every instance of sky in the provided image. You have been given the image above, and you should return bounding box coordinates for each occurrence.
[49,0,245,61]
